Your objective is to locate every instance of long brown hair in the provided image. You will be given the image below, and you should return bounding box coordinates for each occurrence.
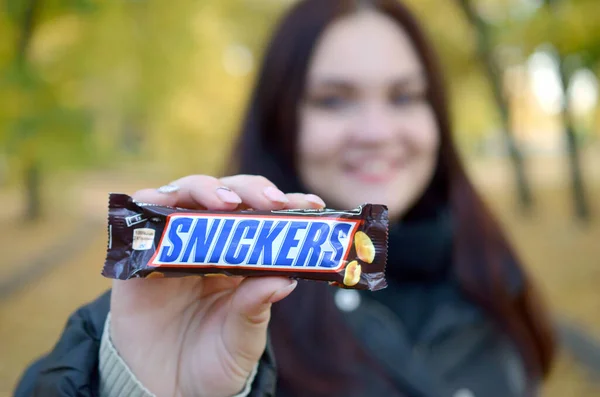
[228,0,555,395]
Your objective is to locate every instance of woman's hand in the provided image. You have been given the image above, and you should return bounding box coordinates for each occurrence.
[109,174,326,397]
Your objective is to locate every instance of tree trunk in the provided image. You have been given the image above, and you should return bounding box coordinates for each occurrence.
[545,0,591,222]
[17,0,42,221]
[456,0,534,213]
[557,59,591,222]
[24,158,42,221]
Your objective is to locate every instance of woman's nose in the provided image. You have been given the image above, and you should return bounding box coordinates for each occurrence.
[351,103,397,143]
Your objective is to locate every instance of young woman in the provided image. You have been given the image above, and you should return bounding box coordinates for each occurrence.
[15,1,555,396]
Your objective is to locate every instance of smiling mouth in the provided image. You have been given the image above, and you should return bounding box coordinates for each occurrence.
[344,158,404,184]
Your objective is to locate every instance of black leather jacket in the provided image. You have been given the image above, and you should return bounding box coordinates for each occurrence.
[13,278,530,397]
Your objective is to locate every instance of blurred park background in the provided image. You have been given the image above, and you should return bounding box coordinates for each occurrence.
[0,0,599,395]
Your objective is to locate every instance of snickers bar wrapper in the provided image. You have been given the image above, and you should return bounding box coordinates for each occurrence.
[102,193,388,291]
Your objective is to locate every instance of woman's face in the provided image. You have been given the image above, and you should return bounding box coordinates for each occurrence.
[297,10,440,221]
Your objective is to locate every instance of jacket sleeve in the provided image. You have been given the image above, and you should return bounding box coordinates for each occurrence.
[12,289,279,397]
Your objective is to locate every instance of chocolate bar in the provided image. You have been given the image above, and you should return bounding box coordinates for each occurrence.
[102,193,388,291]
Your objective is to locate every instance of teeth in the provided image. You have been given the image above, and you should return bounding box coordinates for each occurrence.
[361,161,388,174]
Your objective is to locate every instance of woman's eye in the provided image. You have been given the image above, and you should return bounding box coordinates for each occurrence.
[309,95,351,110]
[390,92,426,106]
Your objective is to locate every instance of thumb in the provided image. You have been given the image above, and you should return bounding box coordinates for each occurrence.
[223,277,297,371]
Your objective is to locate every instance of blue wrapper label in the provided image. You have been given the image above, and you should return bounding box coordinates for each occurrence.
[149,213,360,271]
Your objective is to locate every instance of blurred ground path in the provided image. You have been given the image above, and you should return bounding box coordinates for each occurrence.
[0,151,599,396]
[0,219,99,300]
[0,166,167,396]
[0,166,168,299]
[0,230,111,396]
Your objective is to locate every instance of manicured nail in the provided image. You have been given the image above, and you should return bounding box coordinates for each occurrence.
[269,280,298,303]
[305,194,326,208]
[157,184,180,194]
[216,187,242,204]
[263,186,289,203]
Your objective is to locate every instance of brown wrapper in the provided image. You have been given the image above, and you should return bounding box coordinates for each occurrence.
[102,193,388,291]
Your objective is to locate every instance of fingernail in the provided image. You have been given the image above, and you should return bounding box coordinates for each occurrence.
[269,279,298,303]
[305,194,326,208]
[216,187,242,204]
[157,184,180,194]
[263,186,289,203]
